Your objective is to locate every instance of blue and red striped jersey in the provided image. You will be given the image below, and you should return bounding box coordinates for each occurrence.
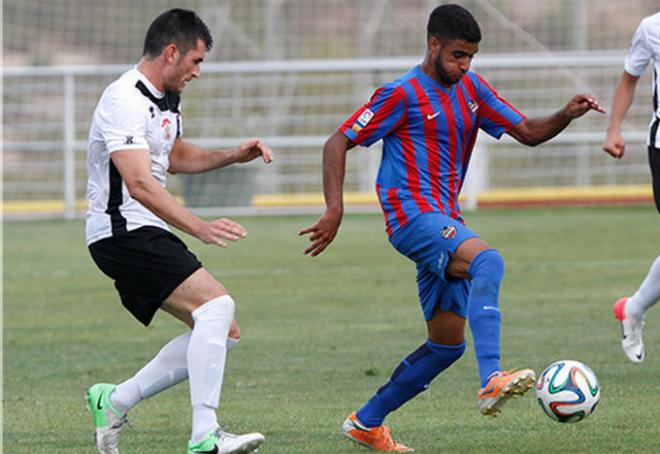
[340,66,525,236]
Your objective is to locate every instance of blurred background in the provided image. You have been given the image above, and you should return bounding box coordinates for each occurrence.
[4,0,659,219]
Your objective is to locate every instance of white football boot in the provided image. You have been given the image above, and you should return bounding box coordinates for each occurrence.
[613,297,645,363]
[187,427,265,454]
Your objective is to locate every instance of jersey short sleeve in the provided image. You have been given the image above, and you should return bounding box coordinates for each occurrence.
[474,74,525,139]
[624,19,654,77]
[100,93,150,153]
[339,84,407,147]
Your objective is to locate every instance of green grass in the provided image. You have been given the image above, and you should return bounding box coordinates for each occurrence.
[4,206,660,453]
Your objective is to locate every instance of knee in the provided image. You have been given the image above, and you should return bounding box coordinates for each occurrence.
[427,312,466,345]
[191,295,236,323]
[423,341,466,377]
[468,249,504,282]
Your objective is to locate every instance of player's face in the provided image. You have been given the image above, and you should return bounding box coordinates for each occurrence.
[432,38,479,86]
[165,39,206,94]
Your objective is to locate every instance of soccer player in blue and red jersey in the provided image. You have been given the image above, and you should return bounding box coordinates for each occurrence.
[300,4,605,452]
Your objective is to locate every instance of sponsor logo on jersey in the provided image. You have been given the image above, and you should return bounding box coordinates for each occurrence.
[441,225,457,239]
[161,118,172,141]
[357,108,374,127]
[468,99,479,113]
[124,135,134,145]
[352,124,363,133]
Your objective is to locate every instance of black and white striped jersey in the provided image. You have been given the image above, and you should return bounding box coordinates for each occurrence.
[86,68,182,245]
[624,12,660,148]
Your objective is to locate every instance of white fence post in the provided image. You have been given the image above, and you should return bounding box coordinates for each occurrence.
[63,72,76,219]
[463,137,490,211]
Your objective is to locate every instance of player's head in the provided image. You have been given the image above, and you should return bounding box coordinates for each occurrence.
[143,9,213,93]
[426,4,481,86]
[427,4,481,43]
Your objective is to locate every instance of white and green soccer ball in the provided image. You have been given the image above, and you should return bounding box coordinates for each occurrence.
[535,360,600,423]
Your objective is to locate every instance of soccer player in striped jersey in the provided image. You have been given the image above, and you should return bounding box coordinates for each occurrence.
[301,4,604,451]
[603,11,660,364]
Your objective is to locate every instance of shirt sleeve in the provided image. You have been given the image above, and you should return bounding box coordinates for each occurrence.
[624,19,653,77]
[473,73,526,139]
[99,93,150,154]
[339,84,407,147]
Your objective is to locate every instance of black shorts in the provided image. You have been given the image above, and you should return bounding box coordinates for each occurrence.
[89,226,203,326]
[649,146,660,214]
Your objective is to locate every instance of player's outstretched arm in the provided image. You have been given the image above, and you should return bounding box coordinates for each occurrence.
[508,94,605,147]
[112,149,247,248]
[168,137,273,174]
[602,71,641,159]
[299,131,354,256]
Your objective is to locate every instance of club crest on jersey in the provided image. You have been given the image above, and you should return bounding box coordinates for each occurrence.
[441,225,457,239]
[161,118,172,141]
[357,108,374,127]
[467,99,479,113]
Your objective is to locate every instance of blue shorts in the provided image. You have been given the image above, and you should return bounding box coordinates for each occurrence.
[389,212,478,321]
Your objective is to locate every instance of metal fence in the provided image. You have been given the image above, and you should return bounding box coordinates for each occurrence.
[3,51,653,219]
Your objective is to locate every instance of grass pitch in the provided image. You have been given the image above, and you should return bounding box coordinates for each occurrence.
[4,206,660,453]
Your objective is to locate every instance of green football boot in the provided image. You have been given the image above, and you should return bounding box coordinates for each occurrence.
[86,383,129,454]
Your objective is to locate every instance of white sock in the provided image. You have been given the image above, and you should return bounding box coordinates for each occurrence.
[627,255,660,323]
[109,335,240,416]
[110,332,191,414]
[188,295,235,443]
[227,337,240,351]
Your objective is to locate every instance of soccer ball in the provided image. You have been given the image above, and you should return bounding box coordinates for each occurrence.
[535,360,600,423]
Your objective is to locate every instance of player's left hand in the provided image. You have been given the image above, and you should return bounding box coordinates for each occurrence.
[563,94,606,118]
[233,138,274,164]
[299,209,343,256]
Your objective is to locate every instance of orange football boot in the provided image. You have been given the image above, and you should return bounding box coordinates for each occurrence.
[477,368,536,416]
[342,412,414,452]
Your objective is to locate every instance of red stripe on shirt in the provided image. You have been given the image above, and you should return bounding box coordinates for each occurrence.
[396,122,436,214]
[461,76,481,170]
[387,187,408,230]
[409,78,444,213]
[356,87,407,145]
[436,88,459,218]
[455,86,475,172]
[455,86,474,144]
[474,73,525,118]
[462,75,479,101]
[480,101,515,129]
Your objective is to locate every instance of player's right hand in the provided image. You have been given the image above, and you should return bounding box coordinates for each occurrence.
[198,217,247,247]
[299,210,342,256]
[602,130,625,159]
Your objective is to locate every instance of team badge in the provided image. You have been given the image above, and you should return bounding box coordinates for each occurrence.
[161,118,172,141]
[357,108,374,127]
[467,99,479,113]
[441,225,457,239]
